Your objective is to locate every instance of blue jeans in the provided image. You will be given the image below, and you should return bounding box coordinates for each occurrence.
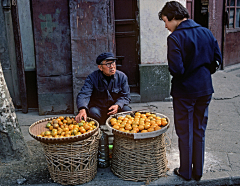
[88,105,132,125]
[173,94,212,180]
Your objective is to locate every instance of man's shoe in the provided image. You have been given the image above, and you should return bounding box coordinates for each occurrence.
[174,168,191,181]
[193,175,202,181]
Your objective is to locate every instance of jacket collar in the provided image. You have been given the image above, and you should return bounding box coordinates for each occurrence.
[176,19,201,30]
[98,69,116,80]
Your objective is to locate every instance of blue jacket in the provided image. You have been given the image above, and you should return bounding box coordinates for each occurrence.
[167,19,222,98]
[76,70,131,111]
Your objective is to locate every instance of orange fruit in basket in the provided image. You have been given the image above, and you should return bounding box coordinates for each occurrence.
[161,118,168,126]
[118,116,124,121]
[63,127,69,132]
[119,128,125,132]
[132,124,138,128]
[52,129,58,136]
[53,123,59,129]
[44,131,51,136]
[135,112,141,116]
[61,132,66,136]
[138,125,144,131]
[111,120,117,126]
[151,124,158,129]
[121,121,127,125]
[57,129,62,135]
[119,123,126,128]
[88,125,93,131]
[72,129,78,135]
[150,120,156,125]
[130,129,138,133]
[65,131,71,136]
[63,119,67,124]
[141,130,148,133]
[156,120,161,125]
[133,127,139,132]
[73,125,79,129]
[76,132,82,135]
[59,116,64,120]
[148,116,153,120]
[117,120,122,123]
[53,120,58,124]
[68,124,74,130]
[140,114,146,118]
[145,118,150,122]
[145,121,150,126]
[67,119,73,124]
[125,124,132,130]
[126,115,131,118]
[161,120,168,126]
[79,127,86,133]
[123,117,128,121]
[110,118,117,122]
[56,118,61,123]
[144,124,151,130]
[124,130,130,133]
[147,128,154,132]
[146,112,151,117]
[151,114,156,118]
[139,121,144,125]
[155,126,161,131]
[83,124,90,130]
[113,125,120,130]
[134,117,139,121]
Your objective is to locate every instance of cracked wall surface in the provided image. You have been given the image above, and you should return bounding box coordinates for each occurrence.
[0,63,29,161]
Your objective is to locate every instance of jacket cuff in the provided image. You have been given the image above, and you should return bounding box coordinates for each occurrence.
[78,107,88,112]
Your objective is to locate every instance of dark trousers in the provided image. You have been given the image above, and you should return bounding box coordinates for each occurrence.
[173,94,212,180]
[88,105,132,125]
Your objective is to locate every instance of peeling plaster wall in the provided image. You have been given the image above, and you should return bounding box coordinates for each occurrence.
[139,0,186,64]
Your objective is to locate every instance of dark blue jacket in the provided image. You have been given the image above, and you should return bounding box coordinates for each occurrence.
[167,19,222,98]
[76,70,131,111]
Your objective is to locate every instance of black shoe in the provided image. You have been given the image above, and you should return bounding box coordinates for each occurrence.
[192,174,202,181]
[174,168,191,181]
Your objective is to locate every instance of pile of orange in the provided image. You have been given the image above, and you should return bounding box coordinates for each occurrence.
[109,112,168,133]
[37,116,96,138]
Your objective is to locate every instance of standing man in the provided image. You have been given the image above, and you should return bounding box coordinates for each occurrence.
[158,1,222,181]
[75,52,131,125]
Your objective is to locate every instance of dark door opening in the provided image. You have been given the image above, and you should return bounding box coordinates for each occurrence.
[25,71,38,108]
[194,0,209,28]
[114,0,140,93]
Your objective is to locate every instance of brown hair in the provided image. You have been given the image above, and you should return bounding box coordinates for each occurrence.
[158,1,189,21]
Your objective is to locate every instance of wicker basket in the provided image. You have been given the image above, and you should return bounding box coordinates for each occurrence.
[29,116,101,185]
[29,116,99,143]
[107,111,169,183]
[41,129,101,185]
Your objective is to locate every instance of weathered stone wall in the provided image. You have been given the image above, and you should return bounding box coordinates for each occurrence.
[0,63,29,161]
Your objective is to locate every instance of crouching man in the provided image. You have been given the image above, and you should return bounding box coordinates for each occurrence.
[75,52,131,125]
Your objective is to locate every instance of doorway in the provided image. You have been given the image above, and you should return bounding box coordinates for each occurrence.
[194,0,209,28]
[114,0,140,93]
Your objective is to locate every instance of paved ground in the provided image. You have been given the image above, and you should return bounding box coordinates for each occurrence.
[9,64,240,185]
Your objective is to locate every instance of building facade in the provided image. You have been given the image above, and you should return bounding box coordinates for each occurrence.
[0,0,239,115]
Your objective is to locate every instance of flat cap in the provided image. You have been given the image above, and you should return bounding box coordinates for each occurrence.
[96,52,117,65]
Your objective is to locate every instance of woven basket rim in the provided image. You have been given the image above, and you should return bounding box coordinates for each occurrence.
[106,111,170,139]
[29,116,99,144]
